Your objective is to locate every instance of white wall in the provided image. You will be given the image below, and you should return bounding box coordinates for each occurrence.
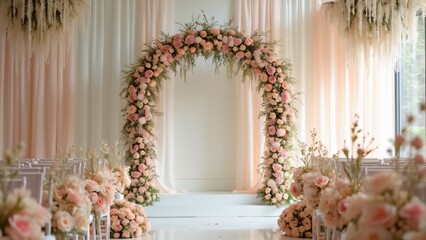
[173,0,237,191]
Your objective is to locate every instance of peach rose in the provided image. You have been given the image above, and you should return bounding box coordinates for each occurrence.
[399,198,426,229]
[55,211,74,232]
[359,201,397,227]
[6,214,33,239]
[314,176,329,188]
[363,171,402,195]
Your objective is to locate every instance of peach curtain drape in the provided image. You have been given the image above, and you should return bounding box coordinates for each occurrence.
[0,31,75,158]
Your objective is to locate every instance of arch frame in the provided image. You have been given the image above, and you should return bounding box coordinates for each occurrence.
[122,16,297,206]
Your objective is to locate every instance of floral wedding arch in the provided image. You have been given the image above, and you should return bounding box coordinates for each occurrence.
[122,16,296,207]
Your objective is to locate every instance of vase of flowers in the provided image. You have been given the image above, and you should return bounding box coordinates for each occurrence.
[50,175,92,238]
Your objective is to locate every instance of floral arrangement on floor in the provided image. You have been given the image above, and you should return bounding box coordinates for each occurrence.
[322,0,426,65]
[50,175,92,236]
[289,130,336,209]
[110,199,151,239]
[277,201,314,238]
[122,13,297,206]
[0,0,87,55]
[0,144,51,240]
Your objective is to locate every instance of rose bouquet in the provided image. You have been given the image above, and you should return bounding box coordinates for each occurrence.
[290,130,335,209]
[112,166,131,195]
[343,105,426,239]
[83,147,116,215]
[277,201,314,238]
[51,175,92,236]
[317,115,376,231]
[343,172,426,239]
[110,199,151,239]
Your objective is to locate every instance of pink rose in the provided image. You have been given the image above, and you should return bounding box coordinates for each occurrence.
[276,128,286,137]
[290,182,303,198]
[128,85,137,95]
[144,70,154,78]
[272,163,283,172]
[268,126,276,135]
[260,72,268,82]
[161,45,170,53]
[173,41,183,49]
[6,214,32,239]
[233,38,242,46]
[210,28,220,36]
[138,164,147,172]
[126,105,137,114]
[189,46,197,53]
[282,81,289,89]
[244,37,253,46]
[122,230,131,238]
[236,51,245,59]
[264,84,273,92]
[200,31,207,38]
[359,202,397,227]
[66,188,82,205]
[221,45,230,53]
[129,114,139,122]
[131,171,142,179]
[399,198,426,229]
[313,176,329,188]
[337,199,348,215]
[203,42,214,51]
[281,91,290,103]
[86,179,100,192]
[268,76,276,84]
[267,66,276,75]
[363,172,402,195]
[185,35,195,45]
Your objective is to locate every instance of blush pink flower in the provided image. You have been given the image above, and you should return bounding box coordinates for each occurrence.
[221,45,230,53]
[264,84,273,92]
[282,81,289,89]
[233,38,242,46]
[363,171,402,195]
[314,176,329,188]
[126,105,137,114]
[360,202,397,227]
[210,28,220,36]
[399,198,426,229]
[244,37,253,46]
[236,51,245,59]
[267,66,276,75]
[138,164,147,172]
[268,126,276,135]
[6,214,33,239]
[290,182,303,198]
[276,128,286,137]
[185,35,195,45]
[131,171,142,179]
[200,31,207,38]
[203,42,214,51]
[268,75,276,84]
[281,91,290,103]
[144,70,154,78]
[272,163,283,172]
[160,45,170,53]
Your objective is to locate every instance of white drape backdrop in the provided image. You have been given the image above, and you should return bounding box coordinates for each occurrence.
[73,0,176,192]
[234,0,280,191]
[1,0,395,189]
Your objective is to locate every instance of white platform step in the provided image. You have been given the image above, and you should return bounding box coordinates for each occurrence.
[145,192,286,218]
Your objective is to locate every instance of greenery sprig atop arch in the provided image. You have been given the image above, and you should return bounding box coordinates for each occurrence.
[122,15,297,206]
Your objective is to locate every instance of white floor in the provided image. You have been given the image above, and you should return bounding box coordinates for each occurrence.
[142,217,284,240]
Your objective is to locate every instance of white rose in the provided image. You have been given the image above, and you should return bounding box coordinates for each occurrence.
[54,211,75,232]
[133,152,140,159]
